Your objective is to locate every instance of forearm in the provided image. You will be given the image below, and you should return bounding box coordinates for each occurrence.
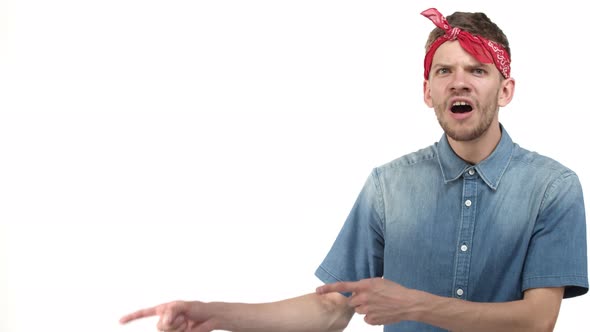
[207,292,354,332]
[413,288,564,332]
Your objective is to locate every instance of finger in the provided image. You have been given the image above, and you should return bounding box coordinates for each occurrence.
[354,304,368,315]
[119,306,159,324]
[157,303,188,331]
[364,314,383,326]
[165,319,188,332]
[169,314,187,330]
[157,313,181,331]
[348,293,366,308]
[316,281,358,295]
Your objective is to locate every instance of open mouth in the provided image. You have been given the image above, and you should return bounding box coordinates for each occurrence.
[450,101,473,113]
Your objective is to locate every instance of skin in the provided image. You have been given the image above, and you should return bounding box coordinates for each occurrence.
[314,42,563,332]
[423,40,515,164]
[119,293,354,332]
[120,41,564,332]
[316,279,564,332]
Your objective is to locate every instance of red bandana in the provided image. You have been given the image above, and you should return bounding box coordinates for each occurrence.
[421,8,511,80]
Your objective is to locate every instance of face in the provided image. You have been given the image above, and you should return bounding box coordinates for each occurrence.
[423,41,515,142]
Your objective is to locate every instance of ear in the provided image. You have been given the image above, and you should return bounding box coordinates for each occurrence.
[498,77,515,107]
[423,79,433,108]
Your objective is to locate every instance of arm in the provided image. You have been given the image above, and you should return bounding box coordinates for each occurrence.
[120,292,354,332]
[415,286,564,332]
[317,278,564,332]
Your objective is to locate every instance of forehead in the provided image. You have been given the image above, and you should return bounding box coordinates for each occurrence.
[432,40,485,66]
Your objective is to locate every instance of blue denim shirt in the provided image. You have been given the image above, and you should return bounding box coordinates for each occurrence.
[315,126,588,331]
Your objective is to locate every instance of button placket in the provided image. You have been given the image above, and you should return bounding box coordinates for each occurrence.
[453,175,478,300]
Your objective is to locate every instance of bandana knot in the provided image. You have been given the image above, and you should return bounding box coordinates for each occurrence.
[448,27,461,40]
[421,8,511,80]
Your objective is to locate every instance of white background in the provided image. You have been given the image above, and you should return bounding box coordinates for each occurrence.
[1,1,588,331]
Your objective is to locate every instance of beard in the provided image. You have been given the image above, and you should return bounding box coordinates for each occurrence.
[433,93,499,142]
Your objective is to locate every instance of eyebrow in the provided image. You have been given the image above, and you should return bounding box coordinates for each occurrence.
[432,62,494,71]
[432,61,489,68]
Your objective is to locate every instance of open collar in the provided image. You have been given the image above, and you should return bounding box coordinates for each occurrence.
[436,124,515,190]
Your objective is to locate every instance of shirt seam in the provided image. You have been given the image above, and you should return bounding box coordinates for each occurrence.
[316,265,345,282]
[523,274,588,280]
[378,148,437,171]
[538,171,577,213]
[371,169,387,234]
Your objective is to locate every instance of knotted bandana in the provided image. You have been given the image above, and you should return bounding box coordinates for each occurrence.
[422,8,511,79]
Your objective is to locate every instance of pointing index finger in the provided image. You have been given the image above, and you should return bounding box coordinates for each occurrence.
[119,306,159,324]
[316,281,358,295]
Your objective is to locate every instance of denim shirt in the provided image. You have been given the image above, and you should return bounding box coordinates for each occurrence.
[315,127,588,332]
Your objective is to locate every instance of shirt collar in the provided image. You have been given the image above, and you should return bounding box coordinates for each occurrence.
[435,124,515,190]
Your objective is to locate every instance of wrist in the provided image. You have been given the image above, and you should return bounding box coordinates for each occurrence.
[202,301,224,330]
[407,289,436,322]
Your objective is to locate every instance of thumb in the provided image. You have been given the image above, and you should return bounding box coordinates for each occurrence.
[158,302,188,330]
[169,314,187,330]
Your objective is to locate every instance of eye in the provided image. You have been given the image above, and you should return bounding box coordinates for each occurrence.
[473,68,486,76]
[436,67,450,75]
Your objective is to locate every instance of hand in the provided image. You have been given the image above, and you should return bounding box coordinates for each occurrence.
[119,300,216,332]
[316,278,421,326]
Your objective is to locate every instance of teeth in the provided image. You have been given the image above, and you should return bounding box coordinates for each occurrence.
[452,101,469,106]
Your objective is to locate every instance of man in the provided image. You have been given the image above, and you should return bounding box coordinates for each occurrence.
[119,8,587,331]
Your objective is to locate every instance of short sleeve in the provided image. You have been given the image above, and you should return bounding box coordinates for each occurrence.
[522,172,588,298]
[315,170,385,295]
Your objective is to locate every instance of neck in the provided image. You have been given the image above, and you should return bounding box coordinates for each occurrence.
[447,122,502,165]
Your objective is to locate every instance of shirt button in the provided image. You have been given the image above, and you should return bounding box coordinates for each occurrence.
[456,288,464,296]
[464,199,472,207]
[460,244,468,252]
[468,169,475,176]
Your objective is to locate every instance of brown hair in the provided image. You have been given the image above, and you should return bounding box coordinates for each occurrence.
[425,11,511,57]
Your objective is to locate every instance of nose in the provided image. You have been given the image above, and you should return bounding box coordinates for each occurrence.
[449,70,471,93]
